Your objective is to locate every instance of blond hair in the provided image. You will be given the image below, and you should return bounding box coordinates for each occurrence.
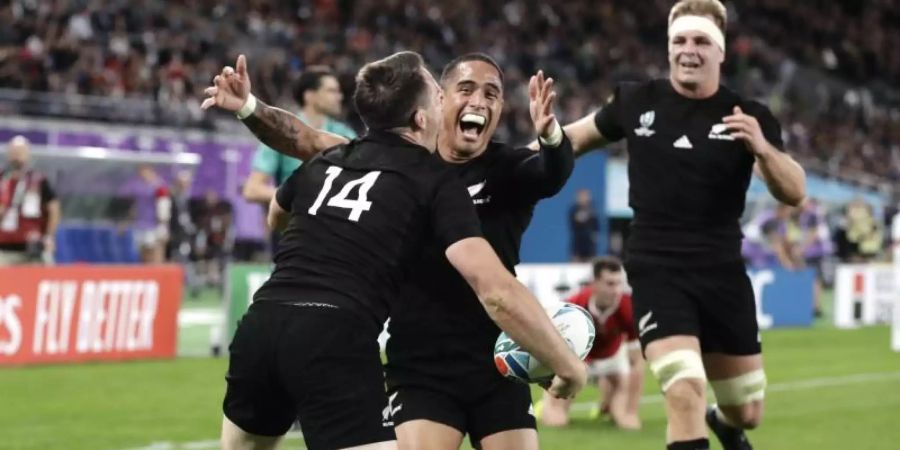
[668,0,727,34]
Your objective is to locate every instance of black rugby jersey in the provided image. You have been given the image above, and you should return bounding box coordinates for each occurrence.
[594,79,784,265]
[386,137,574,383]
[252,130,483,329]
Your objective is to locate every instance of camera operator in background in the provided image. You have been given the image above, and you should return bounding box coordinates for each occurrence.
[0,135,60,266]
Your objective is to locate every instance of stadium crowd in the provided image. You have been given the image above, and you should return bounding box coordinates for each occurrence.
[1,0,898,183]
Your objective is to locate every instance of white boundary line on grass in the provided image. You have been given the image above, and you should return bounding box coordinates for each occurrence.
[573,370,900,410]
[117,371,900,450]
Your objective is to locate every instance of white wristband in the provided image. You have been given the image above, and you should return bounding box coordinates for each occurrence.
[236,94,258,120]
[539,121,563,147]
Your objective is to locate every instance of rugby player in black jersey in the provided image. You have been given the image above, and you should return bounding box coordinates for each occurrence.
[208,51,577,450]
[200,52,586,450]
[557,1,806,449]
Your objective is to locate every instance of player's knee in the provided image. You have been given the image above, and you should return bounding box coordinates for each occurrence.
[665,377,707,415]
[710,369,767,428]
[649,349,706,392]
[649,350,707,414]
[719,401,764,430]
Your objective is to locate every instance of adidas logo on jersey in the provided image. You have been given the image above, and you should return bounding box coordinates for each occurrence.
[634,110,656,136]
[673,135,693,149]
[708,123,736,141]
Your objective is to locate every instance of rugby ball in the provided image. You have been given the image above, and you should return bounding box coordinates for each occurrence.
[493,302,595,384]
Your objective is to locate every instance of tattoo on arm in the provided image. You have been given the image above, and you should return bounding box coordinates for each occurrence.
[242,100,312,160]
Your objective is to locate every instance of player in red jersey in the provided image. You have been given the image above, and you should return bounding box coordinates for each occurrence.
[537,256,644,429]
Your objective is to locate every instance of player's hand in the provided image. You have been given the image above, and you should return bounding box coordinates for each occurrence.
[201,54,252,112]
[544,362,588,400]
[528,70,559,141]
[723,106,770,157]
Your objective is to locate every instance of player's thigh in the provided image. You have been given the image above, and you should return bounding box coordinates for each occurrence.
[223,304,296,438]
[624,260,702,351]
[395,420,463,450]
[590,345,631,383]
[221,415,283,450]
[695,262,761,356]
[340,441,398,450]
[480,428,539,450]
[468,380,536,449]
[278,308,393,450]
[387,386,467,441]
[388,387,465,450]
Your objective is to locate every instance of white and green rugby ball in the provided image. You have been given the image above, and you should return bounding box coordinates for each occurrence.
[493,302,595,384]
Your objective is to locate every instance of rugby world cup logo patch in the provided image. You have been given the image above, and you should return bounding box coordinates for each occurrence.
[635,110,656,136]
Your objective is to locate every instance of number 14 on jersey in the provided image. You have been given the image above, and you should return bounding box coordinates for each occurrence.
[308,165,382,222]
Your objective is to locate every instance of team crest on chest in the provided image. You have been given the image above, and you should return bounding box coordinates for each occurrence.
[708,123,736,141]
[635,110,656,137]
[468,179,491,205]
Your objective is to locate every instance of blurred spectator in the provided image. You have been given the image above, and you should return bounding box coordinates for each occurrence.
[1,0,898,192]
[0,135,60,265]
[796,198,832,316]
[743,200,832,315]
[569,189,600,262]
[165,169,195,263]
[192,189,233,289]
[841,197,884,262]
[122,164,169,264]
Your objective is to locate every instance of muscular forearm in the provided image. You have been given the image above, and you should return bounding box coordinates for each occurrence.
[756,145,806,206]
[241,100,323,162]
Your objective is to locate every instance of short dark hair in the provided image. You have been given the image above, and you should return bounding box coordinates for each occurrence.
[353,51,429,130]
[592,256,623,278]
[293,68,336,107]
[440,53,505,85]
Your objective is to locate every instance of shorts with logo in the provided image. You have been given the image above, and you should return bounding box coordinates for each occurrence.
[385,376,535,449]
[625,259,762,356]
[223,301,394,450]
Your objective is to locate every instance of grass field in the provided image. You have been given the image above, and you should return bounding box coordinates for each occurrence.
[3,322,899,450]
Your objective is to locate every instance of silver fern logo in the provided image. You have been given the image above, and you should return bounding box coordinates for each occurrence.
[635,110,656,136]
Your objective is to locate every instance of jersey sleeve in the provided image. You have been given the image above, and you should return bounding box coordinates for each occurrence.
[251,145,280,175]
[592,85,627,142]
[620,294,639,341]
[744,101,785,150]
[274,168,301,212]
[503,135,575,201]
[431,174,483,249]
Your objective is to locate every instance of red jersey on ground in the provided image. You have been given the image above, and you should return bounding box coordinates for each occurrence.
[566,287,637,360]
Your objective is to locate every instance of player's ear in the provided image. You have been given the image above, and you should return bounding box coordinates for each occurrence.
[412,108,426,131]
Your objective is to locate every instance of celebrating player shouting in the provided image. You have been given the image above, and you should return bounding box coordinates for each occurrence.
[559,1,806,449]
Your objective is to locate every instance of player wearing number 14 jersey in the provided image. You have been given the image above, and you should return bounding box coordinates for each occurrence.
[201,52,587,450]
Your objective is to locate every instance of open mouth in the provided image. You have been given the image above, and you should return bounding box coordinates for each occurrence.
[680,61,701,69]
[458,113,487,141]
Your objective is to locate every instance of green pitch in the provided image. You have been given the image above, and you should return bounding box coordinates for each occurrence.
[2,326,898,450]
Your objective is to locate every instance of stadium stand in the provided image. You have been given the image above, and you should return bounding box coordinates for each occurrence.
[1,0,897,190]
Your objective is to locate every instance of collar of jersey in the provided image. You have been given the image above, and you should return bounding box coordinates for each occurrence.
[364,129,431,154]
